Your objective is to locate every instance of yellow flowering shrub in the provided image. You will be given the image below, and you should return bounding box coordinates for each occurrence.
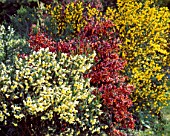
[0,48,107,135]
[105,0,170,116]
[44,1,102,40]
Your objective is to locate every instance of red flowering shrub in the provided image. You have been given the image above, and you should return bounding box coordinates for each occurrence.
[57,20,134,134]
[28,29,57,52]
[28,19,135,135]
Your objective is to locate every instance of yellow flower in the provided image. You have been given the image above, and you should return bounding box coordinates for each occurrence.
[12,122,18,127]
[156,74,164,81]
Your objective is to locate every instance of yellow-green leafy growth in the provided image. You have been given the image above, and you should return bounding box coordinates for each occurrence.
[0,25,29,65]
[0,48,107,135]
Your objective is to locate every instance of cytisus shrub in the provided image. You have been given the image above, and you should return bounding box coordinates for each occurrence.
[44,1,102,40]
[0,25,30,65]
[105,0,170,126]
[0,48,107,135]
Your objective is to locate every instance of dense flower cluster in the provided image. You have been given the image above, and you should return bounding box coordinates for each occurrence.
[105,0,170,117]
[29,30,56,52]
[0,48,108,135]
[36,19,135,135]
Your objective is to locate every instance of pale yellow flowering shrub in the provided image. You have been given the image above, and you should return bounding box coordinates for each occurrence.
[0,48,107,135]
[0,25,30,65]
[105,0,170,116]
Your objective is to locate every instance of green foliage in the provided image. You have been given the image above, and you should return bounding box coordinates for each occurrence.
[0,0,35,24]
[123,116,169,136]
[158,0,170,6]
[142,0,170,7]
[133,118,168,136]
[10,6,38,38]
[162,100,170,135]
[0,48,107,135]
[0,25,30,65]
[0,0,52,25]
